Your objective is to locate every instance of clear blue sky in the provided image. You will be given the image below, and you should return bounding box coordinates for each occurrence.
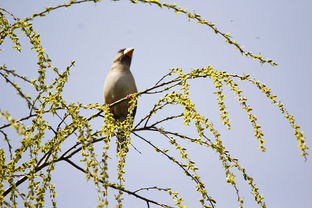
[1,0,311,207]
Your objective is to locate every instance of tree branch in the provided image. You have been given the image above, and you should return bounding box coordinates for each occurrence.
[63,157,174,208]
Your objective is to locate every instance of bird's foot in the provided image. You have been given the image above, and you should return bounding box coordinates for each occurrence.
[126,94,134,100]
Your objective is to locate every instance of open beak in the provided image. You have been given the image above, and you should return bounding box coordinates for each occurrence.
[123,48,134,57]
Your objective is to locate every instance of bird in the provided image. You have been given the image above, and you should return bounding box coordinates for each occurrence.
[103,48,138,152]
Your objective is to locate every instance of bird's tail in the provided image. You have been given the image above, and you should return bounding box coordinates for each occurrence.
[116,133,128,153]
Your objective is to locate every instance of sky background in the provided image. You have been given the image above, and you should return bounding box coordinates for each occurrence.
[1,0,312,207]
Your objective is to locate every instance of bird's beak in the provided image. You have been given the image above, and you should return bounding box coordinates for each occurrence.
[124,48,134,57]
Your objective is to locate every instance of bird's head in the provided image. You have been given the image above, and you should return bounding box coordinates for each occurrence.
[112,48,134,68]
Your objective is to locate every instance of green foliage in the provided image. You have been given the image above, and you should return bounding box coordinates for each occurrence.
[0,1,308,208]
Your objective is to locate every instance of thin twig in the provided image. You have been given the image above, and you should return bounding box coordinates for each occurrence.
[132,131,216,208]
[0,129,12,159]
[63,157,174,208]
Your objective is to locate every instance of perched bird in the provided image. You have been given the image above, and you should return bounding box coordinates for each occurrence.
[103,48,138,152]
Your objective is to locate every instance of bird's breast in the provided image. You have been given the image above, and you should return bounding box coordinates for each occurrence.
[103,70,137,104]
